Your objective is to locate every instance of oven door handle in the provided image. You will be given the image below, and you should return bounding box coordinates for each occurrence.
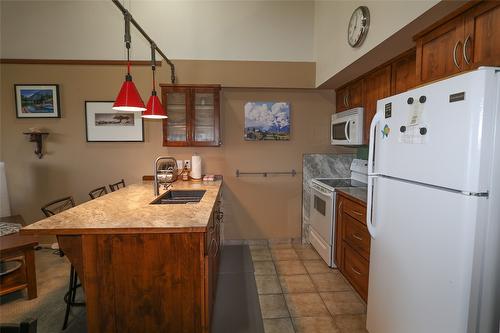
[344,120,351,143]
[312,184,333,198]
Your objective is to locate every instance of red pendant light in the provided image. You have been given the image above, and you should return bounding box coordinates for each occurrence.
[143,92,166,119]
[113,12,146,112]
[142,43,167,119]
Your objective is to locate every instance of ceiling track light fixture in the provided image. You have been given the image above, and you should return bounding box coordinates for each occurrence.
[111,0,176,117]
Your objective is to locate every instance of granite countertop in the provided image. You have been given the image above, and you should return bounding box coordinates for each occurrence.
[337,187,367,204]
[21,180,222,235]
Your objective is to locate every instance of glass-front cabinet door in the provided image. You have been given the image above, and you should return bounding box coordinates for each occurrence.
[164,88,188,145]
[192,88,220,146]
[161,85,221,147]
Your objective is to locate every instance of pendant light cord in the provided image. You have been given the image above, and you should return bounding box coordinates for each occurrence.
[151,43,156,93]
[124,11,132,76]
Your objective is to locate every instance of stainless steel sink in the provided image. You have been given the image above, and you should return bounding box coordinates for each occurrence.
[150,190,206,204]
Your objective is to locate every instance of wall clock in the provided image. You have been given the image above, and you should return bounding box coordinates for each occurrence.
[347,6,370,48]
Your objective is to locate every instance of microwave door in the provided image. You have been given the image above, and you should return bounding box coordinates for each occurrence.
[345,120,351,143]
[332,121,348,141]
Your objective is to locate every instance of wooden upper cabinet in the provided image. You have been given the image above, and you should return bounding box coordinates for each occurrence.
[391,50,417,95]
[415,1,500,85]
[362,65,391,144]
[415,15,465,84]
[161,84,221,147]
[336,79,363,113]
[336,87,349,113]
[463,2,500,70]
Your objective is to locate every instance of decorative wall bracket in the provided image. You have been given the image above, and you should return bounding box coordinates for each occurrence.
[23,131,49,159]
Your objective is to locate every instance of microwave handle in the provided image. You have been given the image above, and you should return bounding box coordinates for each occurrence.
[344,120,351,143]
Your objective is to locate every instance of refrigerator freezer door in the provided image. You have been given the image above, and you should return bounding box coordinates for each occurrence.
[366,176,482,333]
[372,68,499,193]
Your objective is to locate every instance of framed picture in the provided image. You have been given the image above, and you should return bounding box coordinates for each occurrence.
[15,84,61,118]
[85,101,144,142]
[244,102,290,141]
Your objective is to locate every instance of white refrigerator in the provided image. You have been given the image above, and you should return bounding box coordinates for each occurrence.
[366,67,500,333]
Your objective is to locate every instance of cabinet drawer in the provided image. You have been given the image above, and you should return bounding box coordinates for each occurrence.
[342,243,369,301]
[343,214,370,260]
[343,198,366,224]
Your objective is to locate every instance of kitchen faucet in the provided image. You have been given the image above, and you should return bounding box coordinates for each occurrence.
[153,156,178,196]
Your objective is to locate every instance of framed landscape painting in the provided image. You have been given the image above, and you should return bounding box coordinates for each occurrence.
[244,102,290,141]
[15,84,60,118]
[85,101,144,142]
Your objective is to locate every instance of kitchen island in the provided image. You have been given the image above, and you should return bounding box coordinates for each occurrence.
[21,180,223,333]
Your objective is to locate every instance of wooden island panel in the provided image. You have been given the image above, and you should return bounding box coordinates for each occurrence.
[59,232,207,333]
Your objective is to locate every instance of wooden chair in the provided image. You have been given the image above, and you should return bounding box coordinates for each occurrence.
[40,197,75,217]
[109,179,126,192]
[41,197,84,330]
[0,319,37,333]
[88,186,108,200]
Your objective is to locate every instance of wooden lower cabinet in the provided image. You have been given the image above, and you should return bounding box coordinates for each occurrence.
[57,199,223,333]
[205,197,223,329]
[336,192,370,302]
[342,243,369,300]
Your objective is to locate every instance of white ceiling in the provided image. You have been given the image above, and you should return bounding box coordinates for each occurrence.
[0,0,315,62]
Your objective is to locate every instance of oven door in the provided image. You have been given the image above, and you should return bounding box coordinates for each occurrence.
[331,119,351,145]
[309,184,334,244]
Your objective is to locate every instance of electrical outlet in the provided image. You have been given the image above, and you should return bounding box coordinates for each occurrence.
[184,160,191,169]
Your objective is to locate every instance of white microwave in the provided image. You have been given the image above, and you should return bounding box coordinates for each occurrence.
[331,107,364,145]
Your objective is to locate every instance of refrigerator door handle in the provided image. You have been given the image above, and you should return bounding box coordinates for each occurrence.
[367,111,382,239]
[368,112,382,176]
[345,120,351,143]
[367,175,377,239]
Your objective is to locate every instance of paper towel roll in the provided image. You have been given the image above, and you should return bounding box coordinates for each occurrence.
[0,162,11,217]
[191,155,202,180]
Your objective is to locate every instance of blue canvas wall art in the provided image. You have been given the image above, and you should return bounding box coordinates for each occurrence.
[244,102,290,141]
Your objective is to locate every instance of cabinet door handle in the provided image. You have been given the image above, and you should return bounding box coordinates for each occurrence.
[453,40,462,70]
[346,91,350,108]
[352,233,363,241]
[463,34,471,65]
[351,266,362,276]
[343,94,348,108]
[351,210,363,216]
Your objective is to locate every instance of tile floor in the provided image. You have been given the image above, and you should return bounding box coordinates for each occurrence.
[251,243,368,333]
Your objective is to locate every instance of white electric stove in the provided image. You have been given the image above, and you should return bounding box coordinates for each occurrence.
[309,159,368,267]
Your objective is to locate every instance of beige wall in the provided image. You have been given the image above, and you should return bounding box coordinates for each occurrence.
[0,60,351,241]
[314,0,439,86]
[0,0,314,62]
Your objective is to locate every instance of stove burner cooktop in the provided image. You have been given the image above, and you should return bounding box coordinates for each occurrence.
[314,178,366,189]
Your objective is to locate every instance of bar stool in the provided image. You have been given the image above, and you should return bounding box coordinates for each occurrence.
[109,179,126,192]
[88,186,108,200]
[41,197,85,330]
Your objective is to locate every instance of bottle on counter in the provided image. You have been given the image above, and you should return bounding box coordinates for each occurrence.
[181,162,190,181]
